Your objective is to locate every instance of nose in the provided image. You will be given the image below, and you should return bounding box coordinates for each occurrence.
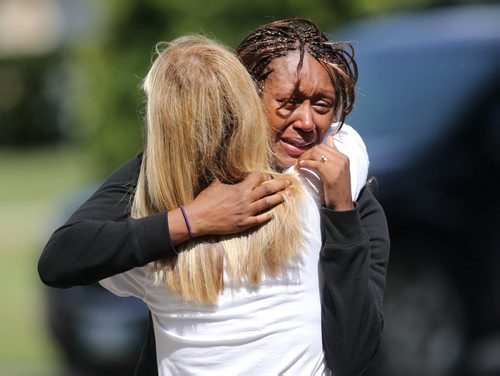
[292,102,315,132]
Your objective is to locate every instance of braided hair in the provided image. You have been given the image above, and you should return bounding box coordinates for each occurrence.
[236,18,358,126]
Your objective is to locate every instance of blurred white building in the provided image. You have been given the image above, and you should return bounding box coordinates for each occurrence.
[0,0,103,58]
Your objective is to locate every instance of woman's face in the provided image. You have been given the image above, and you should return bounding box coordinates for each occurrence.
[261,51,336,169]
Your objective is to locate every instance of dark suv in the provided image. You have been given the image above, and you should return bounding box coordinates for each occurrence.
[335,4,500,375]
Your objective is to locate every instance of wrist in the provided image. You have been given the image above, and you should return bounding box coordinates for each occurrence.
[167,209,191,246]
[334,202,355,211]
[182,202,206,238]
[179,205,194,239]
[326,200,355,212]
[320,205,365,247]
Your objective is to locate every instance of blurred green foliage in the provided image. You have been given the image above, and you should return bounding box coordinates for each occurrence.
[2,0,492,174]
[0,54,64,146]
[65,0,356,174]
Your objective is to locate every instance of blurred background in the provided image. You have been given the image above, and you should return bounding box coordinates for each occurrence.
[0,0,498,375]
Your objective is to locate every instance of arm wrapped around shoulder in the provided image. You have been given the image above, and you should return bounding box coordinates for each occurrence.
[38,155,177,288]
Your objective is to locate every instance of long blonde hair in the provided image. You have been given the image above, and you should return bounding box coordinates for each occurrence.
[132,36,305,305]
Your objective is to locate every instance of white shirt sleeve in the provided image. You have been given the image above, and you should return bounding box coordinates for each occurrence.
[99,265,150,300]
[289,122,369,205]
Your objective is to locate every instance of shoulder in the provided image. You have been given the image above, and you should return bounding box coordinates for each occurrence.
[102,152,143,187]
[332,122,370,201]
[332,123,368,158]
[334,122,364,142]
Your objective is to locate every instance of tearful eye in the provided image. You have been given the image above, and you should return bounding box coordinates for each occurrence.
[313,101,333,114]
[277,99,300,110]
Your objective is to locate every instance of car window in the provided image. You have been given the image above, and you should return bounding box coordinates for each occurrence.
[349,46,499,146]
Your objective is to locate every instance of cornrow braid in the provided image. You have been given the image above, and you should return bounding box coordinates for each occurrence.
[236,18,358,126]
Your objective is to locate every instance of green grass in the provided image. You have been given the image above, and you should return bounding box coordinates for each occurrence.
[0,145,95,371]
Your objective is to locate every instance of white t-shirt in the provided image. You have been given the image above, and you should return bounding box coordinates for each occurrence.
[100,123,368,375]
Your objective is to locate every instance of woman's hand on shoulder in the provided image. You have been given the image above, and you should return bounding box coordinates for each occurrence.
[183,173,290,237]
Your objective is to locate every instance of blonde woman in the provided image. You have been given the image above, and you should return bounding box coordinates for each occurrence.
[98,35,343,374]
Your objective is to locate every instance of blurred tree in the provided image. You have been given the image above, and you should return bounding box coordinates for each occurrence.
[67,0,492,174]
[66,0,354,174]
[0,0,489,155]
[0,54,65,146]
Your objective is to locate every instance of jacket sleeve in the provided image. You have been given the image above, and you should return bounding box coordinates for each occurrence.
[38,155,177,288]
[320,186,390,375]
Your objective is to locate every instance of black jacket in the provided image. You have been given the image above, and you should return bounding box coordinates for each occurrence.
[38,155,390,376]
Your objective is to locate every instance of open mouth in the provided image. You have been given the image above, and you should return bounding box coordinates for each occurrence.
[279,137,316,157]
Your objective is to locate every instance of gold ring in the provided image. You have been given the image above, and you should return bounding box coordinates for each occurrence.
[320,155,328,164]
